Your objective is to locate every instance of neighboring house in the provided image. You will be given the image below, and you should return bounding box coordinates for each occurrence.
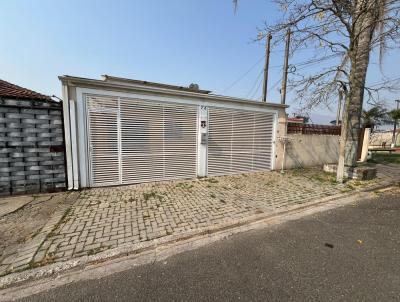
[60,75,287,190]
[287,117,306,124]
[0,79,66,196]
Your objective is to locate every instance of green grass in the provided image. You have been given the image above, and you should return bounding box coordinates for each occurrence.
[366,153,400,165]
[203,177,219,184]
[175,182,194,189]
[289,168,337,184]
[142,191,165,202]
[309,171,337,184]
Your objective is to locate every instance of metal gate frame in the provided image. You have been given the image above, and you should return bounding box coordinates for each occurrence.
[206,106,276,176]
[85,95,199,187]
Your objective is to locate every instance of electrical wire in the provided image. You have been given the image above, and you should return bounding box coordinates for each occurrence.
[221,56,265,94]
[368,77,400,87]
[249,75,264,100]
[268,77,282,94]
[245,69,264,99]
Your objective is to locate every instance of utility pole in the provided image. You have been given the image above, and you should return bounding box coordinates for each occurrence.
[336,89,343,126]
[262,33,272,103]
[280,28,291,105]
[392,99,400,147]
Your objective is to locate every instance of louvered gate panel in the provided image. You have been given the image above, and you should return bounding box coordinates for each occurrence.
[231,110,256,173]
[120,99,197,184]
[120,99,164,183]
[253,112,274,170]
[208,108,233,175]
[163,104,197,179]
[87,96,121,187]
[208,107,274,176]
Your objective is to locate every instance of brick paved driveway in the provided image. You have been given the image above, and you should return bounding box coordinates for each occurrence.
[36,171,343,263]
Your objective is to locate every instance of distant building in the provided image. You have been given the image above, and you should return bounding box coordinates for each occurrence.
[288,117,306,124]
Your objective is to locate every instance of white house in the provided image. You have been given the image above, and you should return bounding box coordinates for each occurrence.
[60,75,287,190]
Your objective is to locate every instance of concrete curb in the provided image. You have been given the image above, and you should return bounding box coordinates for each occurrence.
[1,182,395,290]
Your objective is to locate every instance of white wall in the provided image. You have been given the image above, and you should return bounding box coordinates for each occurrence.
[283,134,340,169]
[370,130,400,147]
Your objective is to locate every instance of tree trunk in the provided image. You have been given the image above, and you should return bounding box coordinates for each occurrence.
[342,1,377,168]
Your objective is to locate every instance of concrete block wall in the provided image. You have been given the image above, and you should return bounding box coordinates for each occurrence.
[0,98,66,196]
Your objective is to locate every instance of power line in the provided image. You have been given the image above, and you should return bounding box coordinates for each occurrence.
[368,77,400,87]
[268,77,282,94]
[221,56,264,94]
[249,75,264,100]
[246,69,264,99]
[269,46,316,54]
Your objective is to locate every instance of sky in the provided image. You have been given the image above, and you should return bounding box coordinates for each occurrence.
[0,0,399,124]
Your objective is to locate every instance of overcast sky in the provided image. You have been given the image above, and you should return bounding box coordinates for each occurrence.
[0,0,398,124]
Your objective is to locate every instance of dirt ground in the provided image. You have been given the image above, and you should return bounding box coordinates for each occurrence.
[0,193,68,258]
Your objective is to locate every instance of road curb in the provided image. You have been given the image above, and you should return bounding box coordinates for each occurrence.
[2,182,395,290]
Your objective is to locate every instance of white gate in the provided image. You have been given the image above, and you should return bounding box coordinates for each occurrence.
[87,96,198,187]
[119,98,198,184]
[207,107,274,176]
[87,96,121,187]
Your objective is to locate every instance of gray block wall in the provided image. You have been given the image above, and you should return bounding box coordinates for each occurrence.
[0,98,66,196]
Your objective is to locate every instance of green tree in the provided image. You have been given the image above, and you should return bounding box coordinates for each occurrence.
[388,109,400,146]
[361,106,387,131]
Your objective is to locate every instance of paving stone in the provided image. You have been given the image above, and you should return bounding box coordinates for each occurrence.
[22,167,399,268]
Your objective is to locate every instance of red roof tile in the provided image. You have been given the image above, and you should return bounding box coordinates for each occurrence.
[0,79,52,101]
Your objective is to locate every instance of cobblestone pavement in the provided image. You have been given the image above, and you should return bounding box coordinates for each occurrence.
[1,164,399,276]
[35,171,345,264]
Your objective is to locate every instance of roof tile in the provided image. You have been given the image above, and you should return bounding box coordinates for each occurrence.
[0,79,52,101]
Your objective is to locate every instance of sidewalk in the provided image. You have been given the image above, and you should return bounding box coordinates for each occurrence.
[1,164,399,279]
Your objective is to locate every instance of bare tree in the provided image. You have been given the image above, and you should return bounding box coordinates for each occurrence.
[233,0,400,177]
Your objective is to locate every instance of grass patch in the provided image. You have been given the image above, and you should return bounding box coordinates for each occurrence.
[175,182,194,189]
[143,191,157,201]
[362,153,400,165]
[48,207,72,238]
[32,253,57,268]
[143,191,165,202]
[204,178,219,184]
[289,168,337,184]
[288,168,305,177]
[310,171,337,184]
[87,247,102,256]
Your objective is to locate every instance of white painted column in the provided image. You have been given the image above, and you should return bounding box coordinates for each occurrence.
[197,105,208,177]
[69,100,79,190]
[360,128,371,162]
[62,85,74,190]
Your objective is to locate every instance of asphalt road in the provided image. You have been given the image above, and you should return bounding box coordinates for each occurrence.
[16,188,400,301]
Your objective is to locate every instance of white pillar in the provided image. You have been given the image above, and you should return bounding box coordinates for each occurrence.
[360,128,371,162]
[197,105,208,177]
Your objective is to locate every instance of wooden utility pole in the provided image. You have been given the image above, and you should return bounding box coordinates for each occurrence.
[262,33,272,103]
[280,28,291,105]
